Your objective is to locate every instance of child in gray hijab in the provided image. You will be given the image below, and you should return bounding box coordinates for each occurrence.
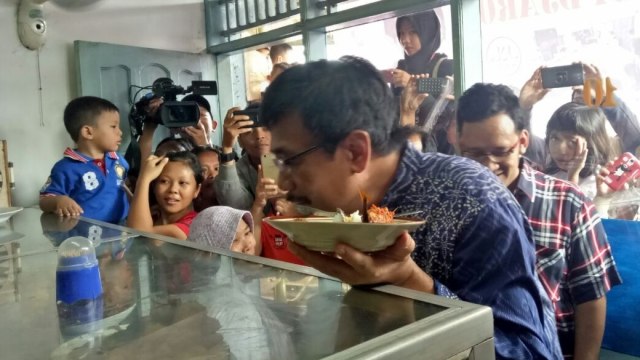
[188,206,257,255]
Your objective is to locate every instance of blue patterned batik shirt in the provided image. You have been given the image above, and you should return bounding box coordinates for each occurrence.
[381,146,562,360]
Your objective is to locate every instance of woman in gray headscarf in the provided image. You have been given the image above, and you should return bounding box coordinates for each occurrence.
[188,205,257,255]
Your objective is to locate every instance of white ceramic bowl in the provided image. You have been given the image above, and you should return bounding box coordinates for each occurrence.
[0,207,23,223]
[264,217,426,252]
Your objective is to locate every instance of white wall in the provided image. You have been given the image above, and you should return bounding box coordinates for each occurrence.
[0,0,208,207]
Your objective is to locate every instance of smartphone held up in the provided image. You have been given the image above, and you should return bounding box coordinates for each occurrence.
[541,64,584,89]
[603,152,640,191]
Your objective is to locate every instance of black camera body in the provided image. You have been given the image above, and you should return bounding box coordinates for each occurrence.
[130,78,218,133]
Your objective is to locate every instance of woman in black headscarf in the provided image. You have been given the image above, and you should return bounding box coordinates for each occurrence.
[393,10,455,154]
[392,10,453,90]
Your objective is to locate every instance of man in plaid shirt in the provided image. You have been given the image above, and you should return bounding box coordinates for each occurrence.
[456,83,622,359]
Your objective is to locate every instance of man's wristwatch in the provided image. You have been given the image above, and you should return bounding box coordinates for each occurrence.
[220,151,238,163]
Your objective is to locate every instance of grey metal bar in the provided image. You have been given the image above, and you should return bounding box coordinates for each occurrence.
[225,0,231,31]
[275,0,281,15]
[322,306,494,360]
[234,0,241,27]
[244,0,250,25]
[253,0,260,21]
[219,10,301,37]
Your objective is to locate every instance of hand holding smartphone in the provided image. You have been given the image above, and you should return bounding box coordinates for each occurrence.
[234,109,261,129]
[603,152,640,191]
[261,153,280,181]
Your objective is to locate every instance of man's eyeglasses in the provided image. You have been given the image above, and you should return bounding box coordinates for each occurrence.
[461,139,520,162]
[273,145,320,172]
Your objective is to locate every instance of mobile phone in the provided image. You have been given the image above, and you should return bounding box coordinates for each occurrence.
[416,77,448,97]
[261,153,280,181]
[541,64,584,89]
[603,152,640,191]
[234,109,261,129]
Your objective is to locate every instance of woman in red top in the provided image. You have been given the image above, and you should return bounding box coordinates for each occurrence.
[127,151,203,239]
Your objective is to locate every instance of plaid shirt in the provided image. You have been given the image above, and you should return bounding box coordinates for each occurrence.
[383,148,562,359]
[514,160,622,358]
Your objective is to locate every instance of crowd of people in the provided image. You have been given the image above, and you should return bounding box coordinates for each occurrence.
[38,9,640,360]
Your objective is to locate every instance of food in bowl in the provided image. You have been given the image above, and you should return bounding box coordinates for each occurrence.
[366,204,395,223]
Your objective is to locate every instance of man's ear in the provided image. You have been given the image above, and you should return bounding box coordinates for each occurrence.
[520,129,530,153]
[339,130,371,174]
[193,184,201,199]
[447,118,458,147]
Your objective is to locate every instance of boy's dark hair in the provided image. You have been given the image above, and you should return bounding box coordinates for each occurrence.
[165,151,204,185]
[64,96,119,142]
[456,83,528,134]
[261,56,406,155]
[269,43,292,63]
[545,102,616,177]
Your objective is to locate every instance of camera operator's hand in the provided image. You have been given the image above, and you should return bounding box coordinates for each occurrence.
[222,107,254,153]
[519,67,550,111]
[144,97,164,124]
[182,122,211,147]
[138,96,165,163]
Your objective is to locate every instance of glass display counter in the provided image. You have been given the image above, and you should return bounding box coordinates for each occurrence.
[0,207,494,359]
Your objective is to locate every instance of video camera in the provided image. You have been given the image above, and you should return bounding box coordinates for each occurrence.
[130,77,218,134]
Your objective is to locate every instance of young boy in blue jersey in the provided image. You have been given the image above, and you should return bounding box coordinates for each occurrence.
[40,96,129,224]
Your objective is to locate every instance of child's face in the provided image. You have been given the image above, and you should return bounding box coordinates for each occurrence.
[397,20,421,56]
[548,131,586,171]
[198,151,220,180]
[92,110,122,152]
[230,219,256,255]
[153,161,201,216]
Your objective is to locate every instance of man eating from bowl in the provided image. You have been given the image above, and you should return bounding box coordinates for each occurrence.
[261,56,561,359]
